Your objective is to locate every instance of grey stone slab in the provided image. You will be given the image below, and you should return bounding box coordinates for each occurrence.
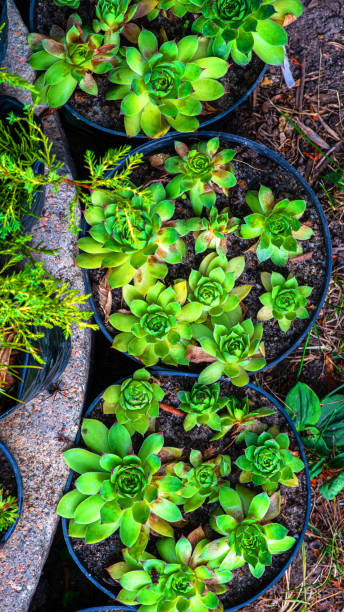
[0,2,92,610]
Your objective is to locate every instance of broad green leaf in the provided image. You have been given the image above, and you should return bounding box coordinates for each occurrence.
[64,448,102,474]
[285,382,321,431]
[81,418,110,454]
[56,490,88,518]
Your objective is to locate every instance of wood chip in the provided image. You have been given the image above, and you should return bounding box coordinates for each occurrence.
[293,118,330,149]
[290,251,314,263]
[98,272,112,323]
[149,153,169,169]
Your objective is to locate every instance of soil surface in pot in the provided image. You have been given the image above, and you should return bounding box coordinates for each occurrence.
[0,450,18,539]
[32,0,264,134]
[69,374,308,608]
[88,136,327,370]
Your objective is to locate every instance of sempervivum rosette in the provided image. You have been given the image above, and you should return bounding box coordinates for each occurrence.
[258,271,312,332]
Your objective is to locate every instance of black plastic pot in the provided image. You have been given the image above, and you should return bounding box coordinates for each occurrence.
[0,95,45,231]
[62,371,311,611]
[0,0,8,63]
[29,0,267,143]
[0,439,23,544]
[0,326,72,421]
[82,130,332,375]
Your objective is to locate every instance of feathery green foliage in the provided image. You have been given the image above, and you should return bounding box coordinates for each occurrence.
[257,271,312,332]
[165,138,236,215]
[102,368,165,434]
[0,261,97,364]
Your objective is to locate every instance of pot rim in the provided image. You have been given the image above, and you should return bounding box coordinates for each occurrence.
[62,371,311,612]
[0,439,23,544]
[81,130,332,375]
[28,0,267,140]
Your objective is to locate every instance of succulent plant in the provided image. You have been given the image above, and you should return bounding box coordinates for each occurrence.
[257,271,312,332]
[191,0,303,66]
[106,31,229,137]
[177,380,231,432]
[165,138,236,216]
[107,535,232,611]
[202,484,295,578]
[77,183,185,293]
[187,253,251,319]
[93,0,156,47]
[102,368,165,435]
[28,14,118,108]
[197,319,266,386]
[240,185,313,266]
[54,0,80,8]
[57,421,184,545]
[149,0,201,18]
[236,427,305,494]
[169,450,231,512]
[0,486,19,532]
[110,281,203,367]
[210,394,275,440]
[176,206,240,255]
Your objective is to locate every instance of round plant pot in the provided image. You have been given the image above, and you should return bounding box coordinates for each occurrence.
[62,371,311,611]
[0,439,23,544]
[0,0,8,63]
[75,608,137,612]
[0,326,72,420]
[82,130,332,377]
[0,95,45,232]
[29,0,267,141]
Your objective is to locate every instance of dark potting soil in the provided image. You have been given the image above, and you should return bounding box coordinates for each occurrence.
[88,137,327,369]
[0,450,17,537]
[69,373,308,608]
[33,0,265,133]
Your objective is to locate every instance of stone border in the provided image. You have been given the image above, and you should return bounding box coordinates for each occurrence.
[0,2,91,609]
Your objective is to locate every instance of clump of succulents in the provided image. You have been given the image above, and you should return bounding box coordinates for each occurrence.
[202,485,295,578]
[107,535,232,611]
[0,486,19,532]
[106,32,228,137]
[102,368,165,434]
[177,206,240,255]
[192,0,303,66]
[28,14,118,107]
[110,281,203,367]
[77,183,185,292]
[165,138,236,215]
[92,0,155,47]
[257,271,312,332]
[197,320,266,386]
[177,380,231,432]
[236,427,305,494]
[210,395,275,440]
[240,185,313,266]
[57,421,184,545]
[169,450,231,512]
[187,253,251,319]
